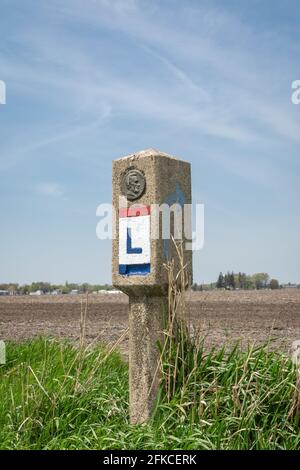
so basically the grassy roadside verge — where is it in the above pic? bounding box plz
[0,338,299,450]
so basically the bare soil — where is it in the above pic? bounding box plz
[0,290,300,356]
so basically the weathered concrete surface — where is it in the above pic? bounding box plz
[112,148,192,424]
[112,148,192,294]
[128,296,167,424]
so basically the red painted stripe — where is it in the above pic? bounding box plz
[119,205,151,218]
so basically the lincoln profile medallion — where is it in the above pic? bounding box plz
[121,168,146,201]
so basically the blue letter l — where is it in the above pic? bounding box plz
[126,228,142,254]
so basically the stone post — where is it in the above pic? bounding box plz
[112,148,192,424]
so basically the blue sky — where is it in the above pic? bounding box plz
[0,0,299,285]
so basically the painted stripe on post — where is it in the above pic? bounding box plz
[119,205,151,218]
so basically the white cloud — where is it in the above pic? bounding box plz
[1,0,299,176]
[35,183,64,197]
[40,0,299,145]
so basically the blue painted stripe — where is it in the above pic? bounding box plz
[126,228,142,254]
[119,263,151,276]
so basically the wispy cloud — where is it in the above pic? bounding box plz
[0,0,299,283]
[1,0,298,173]
[35,183,64,198]
[41,0,299,146]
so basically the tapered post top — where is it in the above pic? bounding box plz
[112,148,192,296]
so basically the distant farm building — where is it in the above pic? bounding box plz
[0,290,9,296]
[29,290,43,296]
[98,289,122,294]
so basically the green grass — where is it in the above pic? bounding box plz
[0,338,299,450]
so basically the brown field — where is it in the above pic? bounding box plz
[0,289,300,356]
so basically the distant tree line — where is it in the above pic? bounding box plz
[216,272,280,290]
[0,282,116,295]
[192,272,299,291]
[1,277,299,295]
